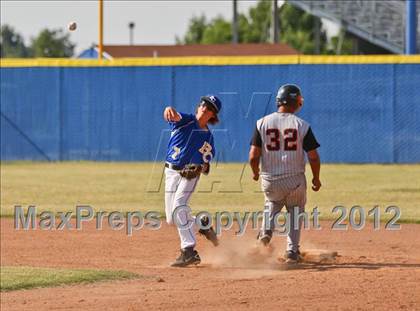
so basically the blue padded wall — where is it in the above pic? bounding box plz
[1,63,419,163]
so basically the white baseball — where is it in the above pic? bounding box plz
[68,22,77,31]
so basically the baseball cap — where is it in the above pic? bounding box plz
[200,95,222,114]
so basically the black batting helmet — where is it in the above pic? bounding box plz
[276,84,303,107]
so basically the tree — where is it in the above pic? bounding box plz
[176,0,353,55]
[328,30,354,55]
[176,1,271,45]
[176,15,207,44]
[30,29,75,57]
[279,3,328,54]
[202,16,232,44]
[243,0,271,43]
[0,25,31,58]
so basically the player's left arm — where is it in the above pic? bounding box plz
[303,127,321,191]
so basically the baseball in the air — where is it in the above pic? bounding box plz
[68,22,77,31]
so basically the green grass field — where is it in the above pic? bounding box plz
[1,162,419,222]
[0,266,137,291]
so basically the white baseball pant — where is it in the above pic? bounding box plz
[165,167,199,249]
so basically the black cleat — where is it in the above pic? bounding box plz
[257,230,272,246]
[170,247,201,267]
[198,216,219,246]
[284,250,302,264]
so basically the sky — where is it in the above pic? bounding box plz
[1,0,338,54]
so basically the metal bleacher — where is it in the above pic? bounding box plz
[288,0,420,54]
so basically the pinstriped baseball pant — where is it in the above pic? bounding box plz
[165,167,199,249]
[260,173,307,252]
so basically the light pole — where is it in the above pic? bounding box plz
[271,0,279,43]
[129,22,135,45]
[406,0,417,54]
[232,0,238,44]
[98,0,103,60]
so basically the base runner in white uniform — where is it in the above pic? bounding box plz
[163,95,221,267]
[249,84,322,263]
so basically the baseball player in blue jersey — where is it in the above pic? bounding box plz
[163,95,221,267]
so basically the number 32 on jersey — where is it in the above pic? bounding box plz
[266,128,297,151]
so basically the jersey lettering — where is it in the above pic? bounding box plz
[266,128,297,151]
[266,128,281,151]
[199,141,213,163]
[284,128,298,151]
[171,146,181,160]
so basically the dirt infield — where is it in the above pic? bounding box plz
[1,218,420,310]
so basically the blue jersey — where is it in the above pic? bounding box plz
[166,113,216,167]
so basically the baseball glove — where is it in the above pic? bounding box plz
[180,164,202,180]
[202,163,210,175]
